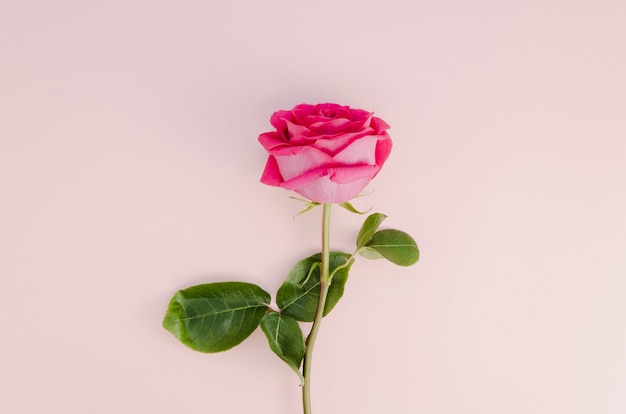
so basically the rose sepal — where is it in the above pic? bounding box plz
[339,201,371,215]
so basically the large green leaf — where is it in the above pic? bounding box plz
[356,213,387,248]
[260,312,305,382]
[276,252,353,322]
[163,282,270,353]
[364,229,420,266]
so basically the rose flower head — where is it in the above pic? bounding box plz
[258,103,392,204]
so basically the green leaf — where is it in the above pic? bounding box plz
[358,246,384,260]
[260,312,305,382]
[163,282,270,353]
[356,213,387,248]
[339,201,371,215]
[276,252,353,322]
[364,229,420,266]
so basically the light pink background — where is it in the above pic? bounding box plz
[1,1,625,413]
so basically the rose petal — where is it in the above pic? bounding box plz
[285,120,312,141]
[349,108,371,121]
[332,135,380,165]
[273,146,334,181]
[371,116,391,133]
[258,132,288,150]
[291,104,316,123]
[374,134,393,167]
[328,164,379,184]
[307,117,352,134]
[280,168,328,191]
[342,113,372,133]
[290,174,373,204]
[270,109,295,130]
[309,130,370,155]
[259,156,284,186]
[288,134,318,145]
[315,103,351,118]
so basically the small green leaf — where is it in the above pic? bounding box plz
[358,246,385,260]
[163,282,270,353]
[260,312,305,382]
[356,213,387,248]
[365,229,419,266]
[339,201,371,215]
[276,252,353,322]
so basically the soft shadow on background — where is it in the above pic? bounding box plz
[1,1,625,413]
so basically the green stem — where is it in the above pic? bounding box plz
[302,203,332,414]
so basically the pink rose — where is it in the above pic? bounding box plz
[258,103,392,204]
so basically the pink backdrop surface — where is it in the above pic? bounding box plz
[1,1,625,413]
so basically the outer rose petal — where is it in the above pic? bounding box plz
[291,175,373,204]
[328,165,379,184]
[273,146,333,181]
[371,116,391,133]
[280,165,378,203]
[258,131,287,150]
[260,156,283,186]
[280,168,328,190]
[332,135,380,165]
[374,134,393,168]
[281,164,377,189]
[270,109,295,130]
